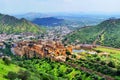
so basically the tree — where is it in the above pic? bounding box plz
[108,61,115,68]
[18,70,31,80]
[66,50,71,55]
[7,71,18,80]
[3,57,11,65]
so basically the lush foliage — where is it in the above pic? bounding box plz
[64,19,120,48]
[15,58,103,80]
[0,13,45,34]
[73,46,120,80]
[0,59,23,80]
[1,46,120,80]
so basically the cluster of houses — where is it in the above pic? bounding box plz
[0,33,36,57]
[0,33,36,42]
[45,26,72,40]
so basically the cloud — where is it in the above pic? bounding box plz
[0,0,120,14]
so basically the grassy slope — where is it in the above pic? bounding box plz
[0,59,23,80]
[64,26,102,44]
[94,46,120,54]
[94,46,120,59]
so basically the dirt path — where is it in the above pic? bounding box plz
[93,29,106,46]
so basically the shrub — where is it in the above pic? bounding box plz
[100,61,106,65]
[116,69,120,76]
[107,61,115,68]
[66,50,71,55]
[96,50,102,53]
[3,57,11,65]
[96,57,101,61]
[7,70,31,80]
[18,70,31,80]
[7,71,18,80]
[72,54,76,58]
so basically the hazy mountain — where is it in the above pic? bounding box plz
[32,17,65,27]
[14,12,120,29]
[0,13,43,34]
[14,12,50,20]
[14,13,110,26]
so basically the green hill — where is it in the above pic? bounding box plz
[0,13,44,34]
[0,59,22,80]
[64,18,120,48]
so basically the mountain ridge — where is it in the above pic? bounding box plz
[32,17,65,27]
[0,13,43,34]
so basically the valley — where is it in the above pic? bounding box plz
[1,0,120,80]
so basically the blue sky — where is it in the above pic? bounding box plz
[0,0,120,14]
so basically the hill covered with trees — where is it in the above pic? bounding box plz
[64,18,120,48]
[0,13,44,34]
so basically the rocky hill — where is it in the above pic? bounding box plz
[64,18,120,48]
[0,13,43,34]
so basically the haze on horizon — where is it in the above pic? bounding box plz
[0,0,120,15]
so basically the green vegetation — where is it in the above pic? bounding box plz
[94,46,120,62]
[94,46,120,54]
[94,46,120,79]
[0,42,13,56]
[2,57,11,65]
[15,58,103,80]
[72,51,120,80]
[64,18,120,48]
[7,70,31,80]
[64,26,101,44]
[0,13,45,34]
[0,59,23,80]
[1,45,120,80]
[0,58,40,80]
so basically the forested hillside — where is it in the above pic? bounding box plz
[0,13,43,34]
[64,18,120,48]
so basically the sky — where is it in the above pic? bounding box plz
[0,0,120,15]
